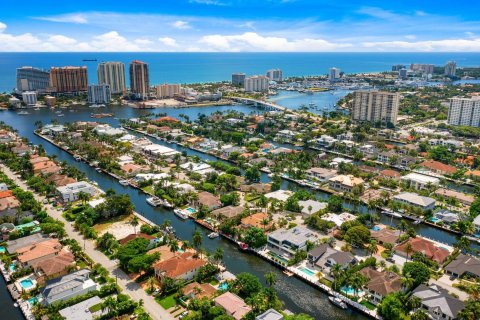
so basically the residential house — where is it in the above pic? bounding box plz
[305,168,337,182]
[267,227,317,257]
[58,296,103,320]
[395,237,449,264]
[276,129,296,141]
[16,238,63,267]
[359,267,402,305]
[154,252,207,281]
[118,233,157,247]
[329,157,353,168]
[56,181,96,202]
[401,173,440,190]
[434,189,474,206]
[32,250,75,284]
[194,191,222,211]
[420,160,457,176]
[445,254,480,279]
[211,205,244,220]
[40,269,97,305]
[298,200,327,216]
[433,210,460,225]
[11,144,31,156]
[0,195,20,217]
[45,174,76,187]
[181,282,217,300]
[264,190,293,202]
[6,234,51,254]
[241,213,271,230]
[398,155,416,168]
[321,212,357,228]
[379,169,401,180]
[0,183,8,191]
[370,228,401,245]
[315,135,337,148]
[214,292,252,320]
[256,309,284,320]
[393,192,436,211]
[328,175,364,193]
[377,151,397,164]
[120,163,146,177]
[412,284,465,320]
[307,244,357,276]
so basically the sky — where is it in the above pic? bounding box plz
[1,0,480,52]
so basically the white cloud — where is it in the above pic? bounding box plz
[0,22,6,32]
[158,37,178,47]
[36,13,88,24]
[90,31,142,51]
[362,38,480,52]
[404,35,416,40]
[134,38,154,45]
[48,35,77,45]
[172,20,191,29]
[189,0,225,5]
[199,32,352,51]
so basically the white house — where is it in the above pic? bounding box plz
[56,182,96,202]
[401,173,440,190]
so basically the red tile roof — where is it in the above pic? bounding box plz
[420,160,457,175]
[154,252,206,279]
[119,233,155,245]
[395,237,449,264]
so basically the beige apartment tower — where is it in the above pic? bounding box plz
[129,60,149,99]
[156,84,181,99]
[97,62,126,94]
[49,66,88,93]
[352,90,400,126]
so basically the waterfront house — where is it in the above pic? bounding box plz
[321,212,357,228]
[154,252,206,281]
[377,150,397,164]
[32,250,75,284]
[120,163,147,177]
[328,175,364,193]
[45,174,76,187]
[214,292,252,320]
[276,129,296,141]
[393,192,436,211]
[305,167,337,182]
[434,188,474,206]
[401,173,440,190]
[222,146,246,158]
[398,155,417,168]
[359,267,402,305]
[40,269,97,306]
[16,238,63,267]
[56,181,96,203]
[307,244,357,275]
[32,160,61,175]
[358,144,376,155]
[93,124,126,136]
[6,233,51,254]
[420,160,457,176]
[370,228,401,245]
[11,144,31,156]
[379,169,401,180]
[194,191,222,211]
[267,227,317,257]
[241,213,271,230]
[181,282,217,300]
[256,309,284,320]
[142,144,180,158]
[264,190,293,202]
[395,237,449,264]
[315,135,337,148]
[412,284,465,320]
[58,296,103,320]
[432,210,460,225]
[444,254,480,279]
[118,233,157,247]
[329,157,353,168]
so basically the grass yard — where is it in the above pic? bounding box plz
[157,294,177,309]
[89,302,103,313]
[360,300,376,310]
[142,185,155,195]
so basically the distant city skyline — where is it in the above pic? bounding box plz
[1,0,480,52]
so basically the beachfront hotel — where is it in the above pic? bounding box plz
[129,60,150,99]
[97,61,126,94]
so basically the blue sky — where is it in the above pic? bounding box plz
[1,0,480,52]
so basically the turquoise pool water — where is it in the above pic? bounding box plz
[9,263,15,272]
[27,296,38,306]
[430,217,440,223]
[341,286,363,296]
[218,282,228,290]
[20,279,34,290]
[371,226,381,231]
[0,246,5,253]
[299,267,316,277]
[186,207,196,214]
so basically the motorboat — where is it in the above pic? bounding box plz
[413,220,422,225]
[146,196,163,207]
[208,232,219,239]
[73,155,82,161]
[89,104,100,108]
[174,208,189,220]
[18,111,30,115]
[95,167,102,173]
[238,242,248,250]
[163,200,173,208]
[119,180,129,186]
[328,296,348,309]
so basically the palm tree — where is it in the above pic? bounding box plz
[169,239,179,256]
[213,248,224,265]
[192,229,202,250]
[367,240,378,256]
[261,218,269,231]
[379,260,387,271]
[265,271,277,287]
[401,273,414,291]
[147,276,157,292]
[101,296,117,316]
[181,240,191,252]
[130,216,139,234]
[405,242,413,262]
[331,263,343,290]
[398,220,409,236]
[161,219,171,231]
[77,191,91,205]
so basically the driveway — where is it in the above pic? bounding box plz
[1,164,174,320]
[429,275,470,301]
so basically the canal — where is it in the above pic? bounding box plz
[1,102,477,319]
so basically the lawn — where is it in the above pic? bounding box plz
[360,300,376,311]
[318,278,332,288]
[89,302,103,313]
[142,185,155,195]
[157,294,177,309]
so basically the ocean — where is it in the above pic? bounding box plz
[1,52,480,92]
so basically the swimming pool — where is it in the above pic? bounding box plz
[27,296,38,306]
[430,217,440,223]
[9,263,16,272]
[341,286,363,296]
[185,207,196,214]
[0,246,5,253]
[299,267,316,277]
[371,226,381,231]
[20,279,34,290]
[218,282,228,290]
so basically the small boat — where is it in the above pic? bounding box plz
[57,114,64,117]
[208,232,219,239]
[13,303,18,308]
[146,196,163,207]
[413,220,422,225]
[73,155,82,161]
[34,107,40,111]
[89,104,99,108]
[119,180,129,186]
[165,226,175,233]
[18,111,30,115]
[329,296,348,309]
[95,168,102,173]
[174,208,189,220]
[238,242,248,250]
[163,200,173,208]
[283,270,294,277]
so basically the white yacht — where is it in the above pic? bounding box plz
[208,232,219,239]
[146,196,163,207]
[119,180,129,186]
[329,296,347,309]
[163,200,173,208]
[174,208,189,220]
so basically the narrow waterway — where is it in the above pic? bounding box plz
[1,104,477,319]
[0,273,24,320]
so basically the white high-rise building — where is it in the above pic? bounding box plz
[244,76,269,92]
[410,64,434,75]
[97,62,126,94]
[156,84,181,98]
[329,67,341,81]
[22,91,37,106]
[266,69,283,81]
[445,61,457,77]
[447,97,480,127]
[16,67,50,93]
[88,84,111,104]
[352,90,400,126]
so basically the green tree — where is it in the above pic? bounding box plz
[403,262,430,288]
[243,227,267,248]
[130,216,139,235]
[378,293,406,320]
[344,225,371,248]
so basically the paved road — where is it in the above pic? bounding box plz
[1,164,174,320]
